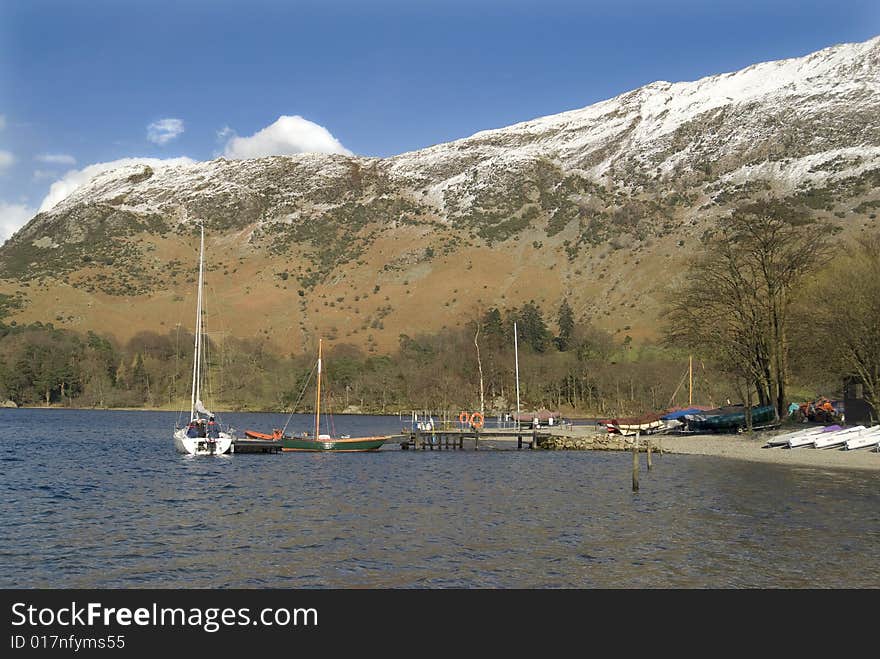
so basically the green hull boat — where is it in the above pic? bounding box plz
[686,404,777,432]
[281,435,388,452]
[247,338,390,453]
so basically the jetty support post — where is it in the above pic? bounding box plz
[531,428,537,449]
[474,428,479,451]
[647,438,653,470]
[632,431,640,492]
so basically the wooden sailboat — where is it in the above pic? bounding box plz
[172,225,234,456]
[246,338,389,452]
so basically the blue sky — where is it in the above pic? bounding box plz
[0,0,878,240]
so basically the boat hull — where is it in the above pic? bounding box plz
[610,421,666,436]
[281,436,388,452]
[686,405,776,432]
[173,428,234,456]
[845,430,880,450]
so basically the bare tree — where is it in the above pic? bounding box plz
[795,233,880,418]
[665,203,832,417]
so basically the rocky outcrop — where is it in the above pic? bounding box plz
[539,433,661,451]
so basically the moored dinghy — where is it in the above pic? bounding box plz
[247,338,390,452]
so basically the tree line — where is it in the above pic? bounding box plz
[1,204,876,419]
[0,301,734,417]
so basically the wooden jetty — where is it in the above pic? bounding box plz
[232,437,283,454]
[398,427,549,451]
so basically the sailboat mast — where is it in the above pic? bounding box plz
[514,321,521,431]
[688,354,693,406]
[315,338,323,439]
[190,225,205,420]
[194,225,205,417]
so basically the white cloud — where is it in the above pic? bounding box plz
[38,157,194,213]
[222,115,351,159]
[35,153,76,165]
[33,169,58,180]
[0,150,15,172]
[0,201,36,244]
[147,118,185,145]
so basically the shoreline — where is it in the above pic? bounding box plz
[6,406,878,471]
[548,425,880,472]
[658,433,880,472]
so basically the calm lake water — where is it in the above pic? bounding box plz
[1,408,878,588]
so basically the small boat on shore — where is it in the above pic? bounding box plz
[844,426,880,450]
[684,404,776,433]
[812,426,867,449]
[763,426,828,448]
[788,425,865,448]
[601,412,665,436]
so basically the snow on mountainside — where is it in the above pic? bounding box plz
[36,35,880,221]
[1,35,878,350]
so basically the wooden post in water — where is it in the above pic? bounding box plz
[632,431,640,492]
[647,438,653,471]
[474,428,480,451]
[532,427,537,450]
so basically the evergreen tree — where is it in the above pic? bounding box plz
[518,300,550,353]
[555,298,575,351]
[131,353,149,401]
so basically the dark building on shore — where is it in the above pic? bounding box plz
[843,376,877,425]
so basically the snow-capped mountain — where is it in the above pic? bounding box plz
[1,35,878,350]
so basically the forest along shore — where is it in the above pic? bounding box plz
[542,425,880,472]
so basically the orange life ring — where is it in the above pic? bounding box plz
[459,411,469,424]
[470,412,485,429]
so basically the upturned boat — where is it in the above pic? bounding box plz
[844,426,880,450]
[763,425,828,448]
[812,425,868,449]
[602,412,666,436]
[684,404,776,433]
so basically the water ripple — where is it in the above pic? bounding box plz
[1,409,879,587]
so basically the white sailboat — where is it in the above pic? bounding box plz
[172,225,234,456]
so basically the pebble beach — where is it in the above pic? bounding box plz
[547,425,880,471]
